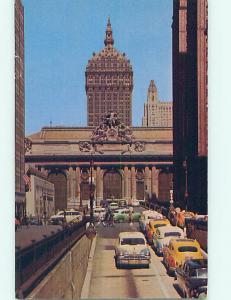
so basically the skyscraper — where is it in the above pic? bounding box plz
[172,0,208,213]
[15,0,25,217]
[85,18,133,127]
[142,80,172,127]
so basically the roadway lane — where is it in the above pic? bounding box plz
[87,221,180,299]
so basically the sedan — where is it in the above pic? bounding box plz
[114,231,151,268]
[175,259,207,298]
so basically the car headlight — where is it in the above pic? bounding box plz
[140,248,150,256]
[118,250,129,256]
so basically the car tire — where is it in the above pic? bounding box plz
[145,264,150,269]
[115,258,120,269]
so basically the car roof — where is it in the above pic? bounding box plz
[149,218,169,224]
[171,239,200,246]
[157,225,183,234]
[185,259,207,269]
[119,232,145,239]
[142,210,160,215]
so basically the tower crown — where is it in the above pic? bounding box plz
[148,80,158,102]
[104,17,114,46]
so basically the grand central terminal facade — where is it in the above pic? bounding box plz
[25,115,173,211]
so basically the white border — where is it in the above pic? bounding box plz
[0,0,15,299]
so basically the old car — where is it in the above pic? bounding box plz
[113,208,141,223]
[109,202,119,211]
[93,207,106,220]
[114,232,151,268]
[163,239,204,275]
[118,199,127,207]
[152,225,184,256]
[131,199,140,207]
[146,218,170,244]
[175,258,208,298]
[50,209,83,225]
[139,210,164,233]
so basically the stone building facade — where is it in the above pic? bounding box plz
[26,174,55,221]
[142,80,172,127]
[25,121,173,211]
[86,18,133,127]
[15,0,25,217]
[172,0,208,213]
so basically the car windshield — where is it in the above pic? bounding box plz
[164,232,181,238]
[154,223,167,228]
[190,268,208,279]
[121,238,145,245]
[67,212,80,215]
[178,246,198,252]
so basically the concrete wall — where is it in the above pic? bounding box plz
[28,235,92,299]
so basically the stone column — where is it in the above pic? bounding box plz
[121,169,125,199]
[124,166,129,201]
[96,166,103,203]
[128,168,131,204]
[151,166,160,199]
[76,167,81,206]
[131,166,137,200]
[144,166,151,197]
[67,167,78,209]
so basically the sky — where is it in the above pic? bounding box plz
[23,0,173,135]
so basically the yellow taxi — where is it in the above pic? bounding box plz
[145,218,170,244]
[162,238,203,275]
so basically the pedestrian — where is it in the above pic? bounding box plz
[24,214,29,228]
[129,206,133,226]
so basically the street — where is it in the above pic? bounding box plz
[87,221,180,299]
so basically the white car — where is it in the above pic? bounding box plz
[152,225,184,256]
[139,210,164,233]
[93,207,106,220]
[131,199,140,207]
[109,202,119,210]
[50,210,83,224]
[114,232,151,268]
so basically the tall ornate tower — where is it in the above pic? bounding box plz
[86,18,133,127]
[142,80,172,127]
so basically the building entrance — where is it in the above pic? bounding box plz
[103,170,122,200]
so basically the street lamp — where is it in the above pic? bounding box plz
[169,180,174,211]
[86,154,96,239]
[183,158,189,211]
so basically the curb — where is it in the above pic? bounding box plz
[80,235,97,299]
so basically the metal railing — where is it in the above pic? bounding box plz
[16,219,87,299]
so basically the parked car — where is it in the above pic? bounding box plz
[114,232,151,268]
[163,239,204,275]
[175,259,208,298]
[50,210,83,225]
[139,210,164,233]
[152,225,184,256]
[131,199,140,207]
[93,207,106,221]
[113,208,140,223]
[109,202,119,211]
[29,218,42,225]
[146,218,170,244]
[118,199,127,207]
